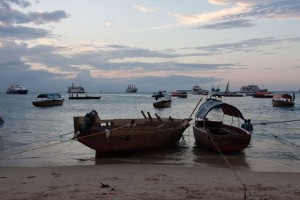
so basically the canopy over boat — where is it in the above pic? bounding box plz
[272,94,292,100]
[36,93,62,99]
[195,99,244,120]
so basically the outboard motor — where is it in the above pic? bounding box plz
[81,110,99,134]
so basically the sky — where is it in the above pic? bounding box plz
[0,0,300,93]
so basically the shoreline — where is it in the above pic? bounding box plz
[1,164,300,200]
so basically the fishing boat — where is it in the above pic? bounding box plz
[73,110,191,156]
[252,91,273,98]
[6,83,28,94]
[191,85,209,95]
[32,93,64,107]
[272,93,295,107]
[193,95,252,152]
[170,90,188,98]
[0,116,5,128]
[69,93,101,100]
[152,91,172,108]
[126,84,138,93]
[67,83,85,93]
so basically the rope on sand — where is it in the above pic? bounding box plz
[207,134,252,200]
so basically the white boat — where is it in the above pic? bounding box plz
[126,84,138,93]
[239,85,267,96]
[191,85,208,95]
[67,83,85,93]
[6,83,28,94]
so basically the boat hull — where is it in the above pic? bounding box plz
[6,90,28,94]
[32,99,64,107]
[193,123,251,153]
[272,100,294,107]
[74,117,190,156]
[153,100,172,108]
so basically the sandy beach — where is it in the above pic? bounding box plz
[1,164,300,200]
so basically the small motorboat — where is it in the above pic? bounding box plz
[272,93,295,107]
[152,91,172,108]
[32,93,64,107]
[170,90,188,98]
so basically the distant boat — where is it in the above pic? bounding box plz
[252,91,273,98]
[239,84,268,96]
[126,84,138,93]
[6,83,28,94]
[272,94,295,107]
[170,90,188,98]
[152,91,172,108]
[32,93,64,107]
[219,82,243,97]
[191,85,208,95]
[193,95,252,152]
[211,85,220,93]
[0,116,5,128]
[69,93,101,100]
[67,83,85,93]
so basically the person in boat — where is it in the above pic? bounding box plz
[241,119,253,132]
[293,93,295,102]
[80,110,99,135]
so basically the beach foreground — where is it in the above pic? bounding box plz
[1,164,300,200]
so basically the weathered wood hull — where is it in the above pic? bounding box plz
[272,100,294,107]
[153,100,172,108]
[32,99,64,107]
[74,117,190,156]
[193,122,251,153]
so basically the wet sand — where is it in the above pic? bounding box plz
[1,164,300,200]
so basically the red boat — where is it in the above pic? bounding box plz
[252,91,273,98]
[272,93,295,107]
[193,97,252,153]
[170,91,188,98]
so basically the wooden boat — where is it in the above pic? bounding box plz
[73,110,190,156]
[272,93,295,107]
[32,93,64,107]
[69,93,101,100]
[193,96,252,153]
[170,91,188,98]
[252,91,273,98]
[152,91,172,108]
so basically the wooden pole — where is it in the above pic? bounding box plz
[188,97,203,120]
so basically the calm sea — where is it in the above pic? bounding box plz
[0,92,299,172]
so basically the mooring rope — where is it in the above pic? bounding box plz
[253,118,300,125]
[0,137,73,159]
[207,133,251,200]
[0,131,74,152]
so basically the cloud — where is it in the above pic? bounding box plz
[133,5,158,13]
[195,19,255,29]
[0,25,50,39]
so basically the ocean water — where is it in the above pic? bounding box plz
[0,92,299,172]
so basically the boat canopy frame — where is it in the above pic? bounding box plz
[195,99,245,120]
